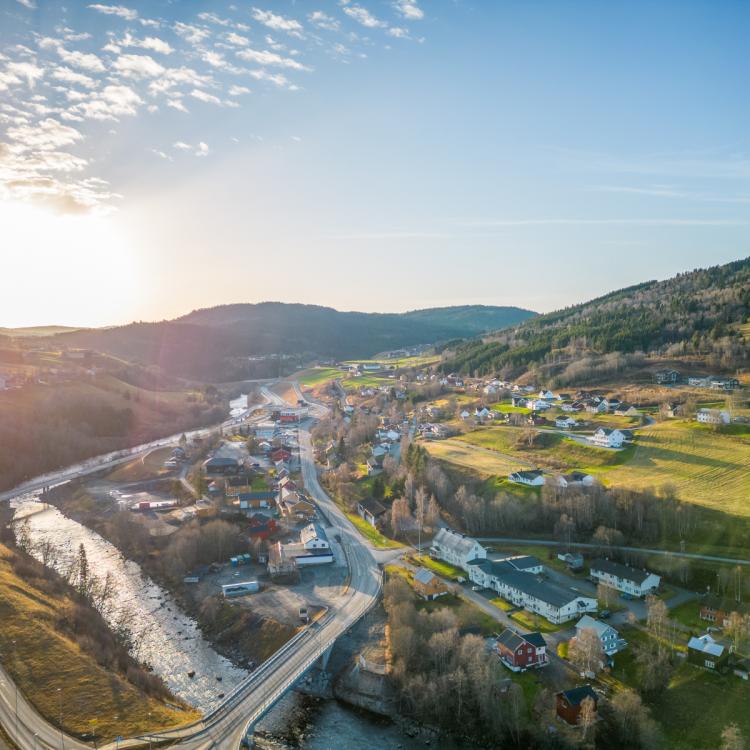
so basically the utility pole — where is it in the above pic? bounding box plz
[12,640,18,742]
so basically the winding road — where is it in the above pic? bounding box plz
[0,382,382,750]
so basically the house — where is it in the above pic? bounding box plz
[475,406,491,420]
[561,402,582,412]
[511,395,528,407]
[460,410,471,420]
[576,615,627,656]
[528,399,552,411]
[300,523,330,551]
[556,686,598,726]
[601,397,621,411]
[699,595,750,628]
[236,491,275,509]
[558,472,595,488]
[270,448,292,463]
[430,528,487,571]
[590,428,625,449]
[248,514,278,540]
[555,416,578,429]
[508,469,546,486]
[696,408,730,425]
[558,552,584,571]
[614,404,640,417]
[711,377,740,391]
[584,400,608,414]
[366,455,384,476]
[496,629,548,671]
[688,633,731,672]
[412,568,450,600]
[539,390,557,401]
[204,456,242,475]
[357,498,388,528]
[654,369,680,385]
[590,559,660,597]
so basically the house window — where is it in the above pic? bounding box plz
[705,660,715,669]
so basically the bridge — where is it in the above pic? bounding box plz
[0,383,383,750]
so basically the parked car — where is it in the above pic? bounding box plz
[599,610,611,620]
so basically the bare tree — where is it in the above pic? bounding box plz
[721,724,746,750]
[579,695,597,741]
[569,629,605,675]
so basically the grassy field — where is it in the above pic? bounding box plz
[605,420,750,516]
[455,427,632,474]
[0,545,196,742]
[409,554,466,580]
[295,367,343,386]
[343,355,440,369]
[423,438,530,477]
[416,594,500,635]
[509,609,562,633]
[340,375,396,390]
[346,512,403,549]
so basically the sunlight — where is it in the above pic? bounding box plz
[0,202,143,328]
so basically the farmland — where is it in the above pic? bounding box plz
[423,438,530,477]
[605,420,750,516]
[295,367,343,387]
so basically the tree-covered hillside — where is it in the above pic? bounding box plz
[440,257,750,378]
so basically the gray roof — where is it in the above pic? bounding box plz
[433,528,484,559]
[591,558,654,586]
[414,567,436,586]
[501,571,589,609]
[300,522,328,545]
[467,558,517,578]
[688,634,725,657]
[576,615,617,639]
[507,555,542,571]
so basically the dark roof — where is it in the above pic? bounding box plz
[238,491,276,501]
[497,629,525,651]
[500,571,588,609]
[205,456,239,467]
[591,558,653,585]
[701,594,750,614]
[559,685,597,706]
[358,497,387,516]
[466,558,516,578]
[524,632,546,648]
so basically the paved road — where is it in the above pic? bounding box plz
[0,382,382,750]
[477,536,750,567]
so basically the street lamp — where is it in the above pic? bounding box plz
[33,733,38,750]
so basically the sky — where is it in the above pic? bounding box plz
[1,0,749,328]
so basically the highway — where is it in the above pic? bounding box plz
[0,382,382,750]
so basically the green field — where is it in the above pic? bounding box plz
[491,402,531,415]
[296,367,343,386]
[346,512,403,549]
[409,553,466,580]
[340,375,396,390]
[416,594,499,635]
[605,420,750,516]
[343,355,440,369]
[509,609,562,633]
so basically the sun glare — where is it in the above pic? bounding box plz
[1,202,142,328]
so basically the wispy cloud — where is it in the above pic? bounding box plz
[251,8,304,36]
[455,217,748,228]
[88,4,138,22]
[393,0,424,20]
[591,184,750,204]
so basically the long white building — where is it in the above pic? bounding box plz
[590,558,660,597]
[430,528,487,572]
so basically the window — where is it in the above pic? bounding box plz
[705,660,715,669]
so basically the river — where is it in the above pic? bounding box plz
[11,494,463,749]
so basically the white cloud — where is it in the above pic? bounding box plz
[51,66,97,88]
[118,33,174,55]
[224,32,250,47]
[173,141,191,150]
[172,140,209,157]
[112,54,165,79]
[87,4,138,21]
[251,8,303,34]
[16,0,37,8]
[195,141,209,157]
[341,4,386,28]
[166,98,188,112]
[7,117,82,151]
[190,89,221,105]
[228,85,250,96]
[236,48,309,71]
[308,11,340,31]
[151,148,171,160]
[68,84,143,121]
[57,47,106,73]
[393,0,423,20]
[173,22,210,46]
[6,61,45,88]
[388,27,408,38]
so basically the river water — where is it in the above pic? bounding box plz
[11,494,459,749]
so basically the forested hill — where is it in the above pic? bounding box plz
[52,302,533,380]
[440,257,750,378]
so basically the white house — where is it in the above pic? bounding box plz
[555,416,578,430]
[590,428,625,449]
[475,407,491,420]
[590,559,660,597]
[460,410,471,420]
[300,523,330,551]
[539,390,557,400]
[430,528,487,572]
[696,408,730,425]
[528,399,552,411]
[508,469,546,486]
[575,615,627,656]
[558,472,595,488]
[585,400,608,415]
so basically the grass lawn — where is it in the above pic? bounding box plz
[342,355,440,369]
[346,512,403,549]
[105,446,174,482]
[605,420,750,516]
[490,596,514,611]
[296,367,343,386]
[340,375,395,390]
[491,402,531,415]
[669,601,704,631]
[409,554,466,580]
[509,609,562,633]
[0,545,196,741]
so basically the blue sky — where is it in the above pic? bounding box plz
[1,0,749,327]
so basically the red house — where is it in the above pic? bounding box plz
[270,448,292,463]
[280,411,298,423]
[555,685,598,726]
[496,629,548,671]
[248,513,277,540]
